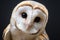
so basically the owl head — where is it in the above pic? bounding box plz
[10,1,48,35]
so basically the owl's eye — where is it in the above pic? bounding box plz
[21,12,27,18]
[34,17,41,23]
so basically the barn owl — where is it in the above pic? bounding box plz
[3,1,49,40]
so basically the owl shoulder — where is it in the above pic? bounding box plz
[36,31,49,40]
[3,24,12,40]
[39,31,49,40]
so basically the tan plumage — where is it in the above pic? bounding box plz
[3,1,49,40]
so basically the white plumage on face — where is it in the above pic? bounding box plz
[11,1,48,35]
[12,6,47,34]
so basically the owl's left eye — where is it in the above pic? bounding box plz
[34,17,41,23]
[21,12,27,18]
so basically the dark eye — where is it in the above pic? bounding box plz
[34,17,41,23]
[21,12,27,18]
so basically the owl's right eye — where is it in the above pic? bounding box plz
[21,12,27,18]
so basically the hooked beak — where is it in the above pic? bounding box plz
[26,24,33,31]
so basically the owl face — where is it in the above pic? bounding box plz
[11,1,48,35]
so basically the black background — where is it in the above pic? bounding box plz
[0,0,60,40]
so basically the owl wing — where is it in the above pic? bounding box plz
[3,24,12,40]
[38,31,49,40]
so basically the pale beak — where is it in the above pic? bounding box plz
[26,24,33,30]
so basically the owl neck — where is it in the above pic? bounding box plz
[10,25,37,40]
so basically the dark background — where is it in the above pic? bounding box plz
[0,0,60,40]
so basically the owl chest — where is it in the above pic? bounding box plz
[11,34,28,40]
[11,29,26,40]
[10,28,35,40]
[11,31,40,40]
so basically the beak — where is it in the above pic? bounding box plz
[26,24,33,30]
[25,17,34,30]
